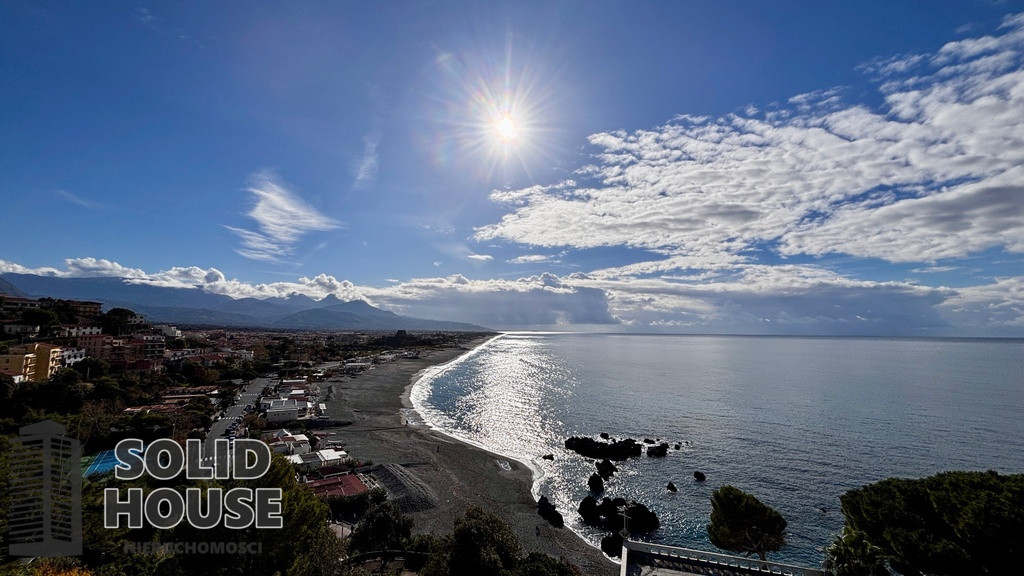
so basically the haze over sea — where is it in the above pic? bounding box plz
[411,333,1024,566]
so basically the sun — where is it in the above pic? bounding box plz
[428,39,560,182]
[494,114,517,141]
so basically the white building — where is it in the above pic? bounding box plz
[156,325,182,338]
[285,448,349,469]
[61,347,87,367]
[57,326,102,338]
[4,324,40,337]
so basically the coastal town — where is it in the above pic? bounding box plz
[4,291,1020,576]
[0,293,618,576]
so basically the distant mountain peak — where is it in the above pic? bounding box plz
[0,276,29,298]
[0,272,488,331]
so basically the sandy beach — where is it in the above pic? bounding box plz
[319,337,617,576]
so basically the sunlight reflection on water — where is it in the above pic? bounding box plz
[412,333,1024,566]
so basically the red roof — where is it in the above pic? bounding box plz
[306,474,368,498]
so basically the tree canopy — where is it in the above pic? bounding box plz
[420,506,575,576]
[707,485,787,561]
[830,470,1024,576]
[347,500,412,555]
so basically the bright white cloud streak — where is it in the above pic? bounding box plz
[227,172,341,262]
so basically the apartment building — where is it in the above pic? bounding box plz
[10,343,63,381]
[0,352,36,381]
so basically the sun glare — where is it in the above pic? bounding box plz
[494,114,517,141]
[429,39,559,182]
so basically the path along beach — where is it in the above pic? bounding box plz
[319,337,617,576]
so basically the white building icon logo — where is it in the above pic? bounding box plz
[9,420,82,557]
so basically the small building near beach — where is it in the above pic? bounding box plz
[305,474,368,498]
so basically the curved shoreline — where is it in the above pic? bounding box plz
[403,333,551,497]
[404,334,621,566]
[321,336,616,576]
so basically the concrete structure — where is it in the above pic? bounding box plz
[61,347,87,367]
[266,404,300,422]
[57,326,102,338]
[0,297,41,315]
[1,370,27,384]
[224,348,254,361]
[267,433,311,455]
[619,540,828,576]
[3,324,41,336]
[0,352,36,381]
[10,343,62,381]
[131,334,165,359]
[38,298,102,322]
[156,325,182,338]
[315,448,348,467]
[76,334,112,358]
[286,448,349,469]
[164,348,206,360]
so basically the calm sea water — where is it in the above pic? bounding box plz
[410,333,1024,566]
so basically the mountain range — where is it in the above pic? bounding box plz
[0,273,489,332]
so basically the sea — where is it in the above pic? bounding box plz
[409,333,1024,567]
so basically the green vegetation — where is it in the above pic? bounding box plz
[827,470,1024,576]
[419,507,576,576]
[346,501,412,555]
[99,308,137,337]
[707,485,787,562]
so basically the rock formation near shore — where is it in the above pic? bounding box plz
[537,495,564,528]
[577,496,660,534]
[565,436,643,460]
[601,533,624,557]
[595,459,618,480]
[647,442,669,457]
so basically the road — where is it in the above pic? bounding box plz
[202,376,274,465]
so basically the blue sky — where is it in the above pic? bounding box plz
[2,1,1024,335]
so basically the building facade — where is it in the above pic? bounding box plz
[11,343,63,381]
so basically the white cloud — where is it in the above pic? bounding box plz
[353,131,380,188]
[364,273,616,327]
[229,172,341,262]
[0,258,144,278]
[56,190,100,209]
[467,253,493,262]
[475,14,1024,273]
[0,260,62,276]
[1,257,1023,334]
[63,258,148,278]
[126,266,366,302]
[937,276,1024,332]
[508,254,552,264]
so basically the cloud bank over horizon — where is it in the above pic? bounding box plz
[2,10,1023,336]
[1,256,1021,335]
